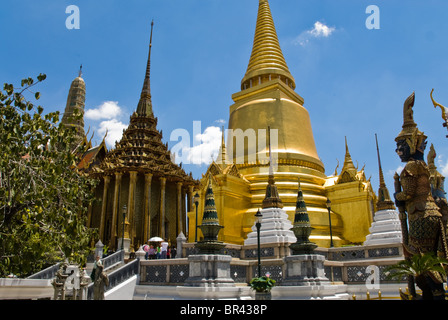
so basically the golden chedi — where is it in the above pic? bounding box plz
[189,0,377,247]
[227,0,342,247]
[191,0,333,247]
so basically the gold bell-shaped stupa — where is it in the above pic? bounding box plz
[227,0,343,245]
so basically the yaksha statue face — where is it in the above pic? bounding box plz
[396,138,426,163]
[395,139,411,162]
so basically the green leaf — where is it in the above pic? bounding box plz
[37,73,46,82]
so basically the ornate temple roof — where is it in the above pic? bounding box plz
[92,22,196,185]
[205,127,246,181]
[241,0,295,90]
[337,137,361,184]
[77,136,107,172]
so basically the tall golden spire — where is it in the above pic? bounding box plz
[216,126,227,168]
[375,134,395,211]
[241,0,295,90]
[136,20,154,116]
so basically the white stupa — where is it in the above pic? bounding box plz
[244,207,297,245]
[364,135,402,246]
[364,209,402,246]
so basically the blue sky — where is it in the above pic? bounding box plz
[2,0,448,195]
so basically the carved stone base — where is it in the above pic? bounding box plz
[184,254,235,288]
[281,254,329,286]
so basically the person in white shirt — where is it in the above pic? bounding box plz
[161,239,169,259]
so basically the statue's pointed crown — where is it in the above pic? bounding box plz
[395,92,427,154]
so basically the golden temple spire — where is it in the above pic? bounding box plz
[375,134,395,210]
[337,137,358,184]
[262,126,283,208]
[216,126,227,168]
[136,20,154,116]
[241,0,295,90]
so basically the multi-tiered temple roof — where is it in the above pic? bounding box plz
[92,21,195,186]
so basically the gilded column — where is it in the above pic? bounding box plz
[182,187,187,234]
[99,175,110,241]
[177,182,183,235]
[127,171,138,246]
[110,172,122,249]
[187,185,194,212]
[143,173,153,242]
[159,177,166,238]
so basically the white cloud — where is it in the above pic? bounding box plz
[85,101,122,120]
[84,101,127,148]
[97,119,127,147]
[387,165,404,178]
[309,21,335,38]
[188,126,222,165]
[294,21,336,46]
[437,155,448,177]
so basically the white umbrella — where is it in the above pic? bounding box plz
[148,237,164,242]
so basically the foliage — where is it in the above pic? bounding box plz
[386,253,448,280]
[386,253,448,299]
[249,276,276,293]
[0,74,98,277]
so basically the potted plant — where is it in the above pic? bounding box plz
[249,275,276,300]
[386,253,448,300]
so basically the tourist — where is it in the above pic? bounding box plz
[143,243,149,260]
[161,239,168,259]
[156,245,161,259]
[148,245,155,259]
[90,255,101,281]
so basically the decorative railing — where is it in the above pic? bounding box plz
[102,250,125,271]
[27,263,61,280]
[26,250,125,280]
[139,242,406,287]
[181,242,403,262]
